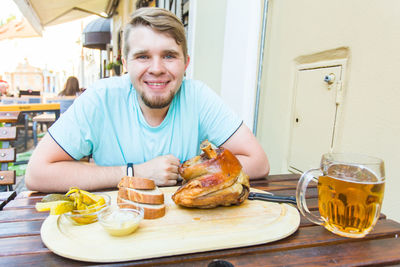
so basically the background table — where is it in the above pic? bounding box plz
[0,174,400,266]
[0,103,60,150]
[0,103,61,119]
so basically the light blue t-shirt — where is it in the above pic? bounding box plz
[49,75,242,166]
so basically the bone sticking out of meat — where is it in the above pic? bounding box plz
[200,140,217,159]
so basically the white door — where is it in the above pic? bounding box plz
[288,65,342,172]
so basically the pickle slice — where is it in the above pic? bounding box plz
[35,201,74,215]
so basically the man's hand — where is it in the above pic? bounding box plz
[134,155,181,186]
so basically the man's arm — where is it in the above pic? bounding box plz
[221,124,270,179]
[25,134,125,192]
[25,134,180,193]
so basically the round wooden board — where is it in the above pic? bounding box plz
[40,187,300,263]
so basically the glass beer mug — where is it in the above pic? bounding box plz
[296,153,385,238]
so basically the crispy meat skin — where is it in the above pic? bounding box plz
[172,147,250,208]
[179,148,241,180]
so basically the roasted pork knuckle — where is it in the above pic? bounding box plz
[172,140,250,208]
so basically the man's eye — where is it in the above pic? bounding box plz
[136,55,148,59]
[165,54,176,59]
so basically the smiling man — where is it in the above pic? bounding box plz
[25,8,270,192]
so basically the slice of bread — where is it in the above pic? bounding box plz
[118,176,155,190]
[118,186,164,205]
[117,196,165,219]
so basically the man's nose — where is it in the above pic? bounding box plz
[148,57,166,74]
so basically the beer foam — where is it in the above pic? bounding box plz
[326,164,382,183]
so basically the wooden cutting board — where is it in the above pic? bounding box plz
[41,187,300,263]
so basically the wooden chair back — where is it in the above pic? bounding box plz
[0,111,21,191]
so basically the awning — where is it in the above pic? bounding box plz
[13,0,119,36]
[82,17,111,50]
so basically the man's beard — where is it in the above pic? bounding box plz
[140,90,176,109]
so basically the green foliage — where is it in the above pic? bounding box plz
[6,15,16,23]
[106,61,122,70]
[0,15,16,26]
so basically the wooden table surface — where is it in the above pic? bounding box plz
[1,174,400,266]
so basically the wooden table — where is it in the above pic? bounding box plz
[0,103,61,118]
[0,174,400,266]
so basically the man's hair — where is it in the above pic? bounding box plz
[123,7,188,61]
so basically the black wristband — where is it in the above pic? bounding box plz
[127,163,134,176]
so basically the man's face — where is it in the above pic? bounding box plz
[123,25,189,109]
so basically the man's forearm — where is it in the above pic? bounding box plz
[25,161,125,193]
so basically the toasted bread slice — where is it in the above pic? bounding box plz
[118,176,155,190]
[117,196,165,219]
[118,186,164,205]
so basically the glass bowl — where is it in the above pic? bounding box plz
[62,193,111,225]
[98,205,144,236]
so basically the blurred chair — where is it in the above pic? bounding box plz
[1,96,29,105]
[1,98,16,105]
[0,111,21,192]
[47,97,75,113]
[32,96,76,146]
[0,97,31,150]
[20,96,42,104]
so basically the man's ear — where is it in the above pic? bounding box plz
[184,55,190,71]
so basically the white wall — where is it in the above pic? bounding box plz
[258,0,400,222]
[188,0,262,130]
[187,0,227,95]
[220,0,262,130]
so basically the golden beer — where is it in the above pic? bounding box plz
[317,164,385,238]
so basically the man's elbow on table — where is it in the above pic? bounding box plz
[261,158,270,178]
[251,152,270,179]
[25,157,65,192]
[24,134,68,192]
[24,162,42,191]
[25,149,56,192]
[234,149,270,179]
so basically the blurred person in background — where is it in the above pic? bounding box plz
[58,76,81,96]
[0,75,9,96]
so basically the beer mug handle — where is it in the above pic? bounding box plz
[296,168,325,225]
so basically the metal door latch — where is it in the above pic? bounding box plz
[324,73,336,84]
